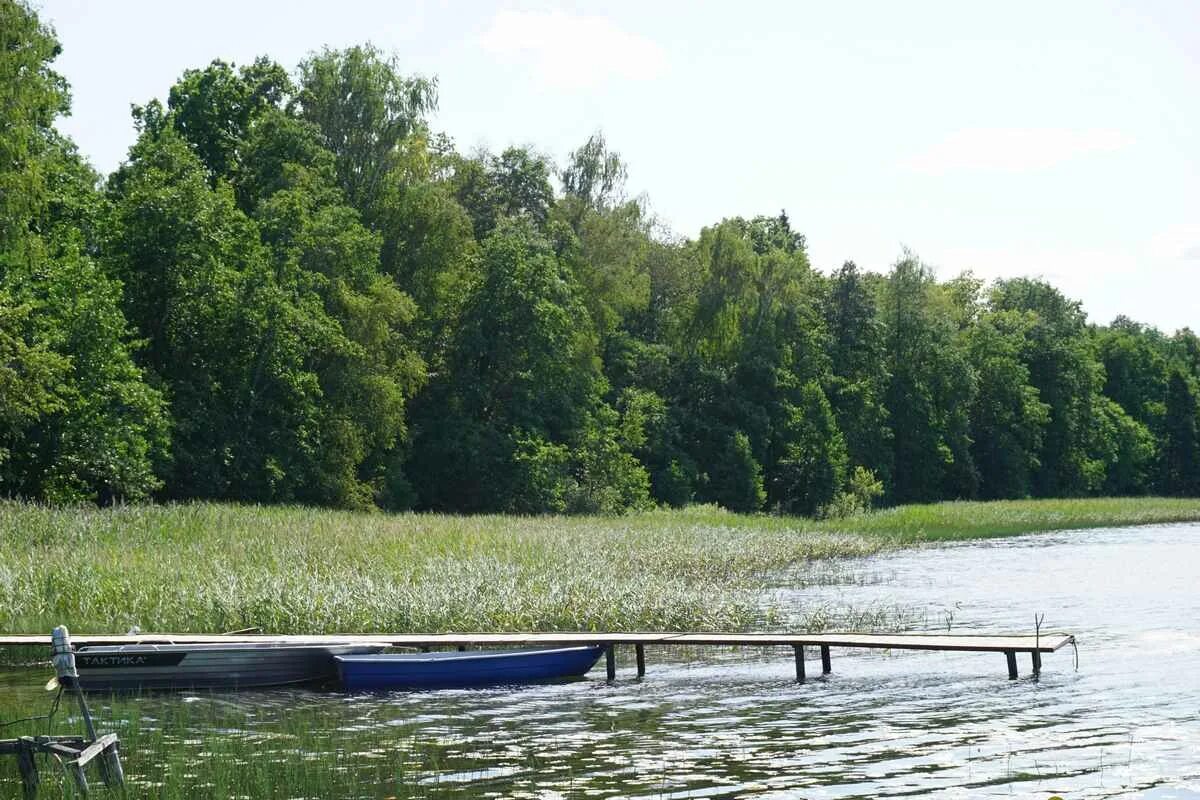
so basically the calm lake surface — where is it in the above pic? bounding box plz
[3,523,1199,798]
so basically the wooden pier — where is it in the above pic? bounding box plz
[0,631,1074,682]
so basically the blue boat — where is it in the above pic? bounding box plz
[335,645,605,691]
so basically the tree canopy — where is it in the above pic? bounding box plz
[3,0,1198,513]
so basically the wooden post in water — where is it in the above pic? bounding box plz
[605,644,616,682]
[68,762,89,795]
[101,737,125,788]
[793,645,806,683]
[1005,650,1018,680]
[820,645,832,674]
[1031,650,1042,676]
[16,739,37,800]
[635,644,646,677]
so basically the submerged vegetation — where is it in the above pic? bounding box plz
[0,690,434,799]
[2,498,1198,636]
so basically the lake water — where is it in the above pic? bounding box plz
[3,523,1199,798]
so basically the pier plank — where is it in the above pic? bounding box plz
[0,631,1074,653]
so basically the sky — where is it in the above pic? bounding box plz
[34,0,1200,332]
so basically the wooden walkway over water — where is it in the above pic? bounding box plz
[0,631,1075,681]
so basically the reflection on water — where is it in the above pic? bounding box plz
[3,523,1200,798]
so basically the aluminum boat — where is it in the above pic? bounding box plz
[73,642,384,691]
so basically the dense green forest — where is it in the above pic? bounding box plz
[2,1,1199,515]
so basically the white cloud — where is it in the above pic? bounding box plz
[478,10,666,89]
[903,128,1133,174]
[1148,222,1200,261]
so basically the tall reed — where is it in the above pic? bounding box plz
[2,497,1197,635]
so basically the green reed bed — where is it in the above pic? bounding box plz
[1,497,1198,636]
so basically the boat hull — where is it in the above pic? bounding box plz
[74,643,383,691]
[336,646,605,691]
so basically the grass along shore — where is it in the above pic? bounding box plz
[2,497,1199,636]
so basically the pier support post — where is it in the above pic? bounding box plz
[1005,650,1018,680]
[102,741,125,788]
[793,645,806,683]
[605,644,616,682]
[69,761,89,795]
[16,740,37,800]
[820,645,832,675]
[1031,650,1041,677]
[635,644,646,677]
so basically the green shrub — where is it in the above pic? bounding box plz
[821,466,885,519]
